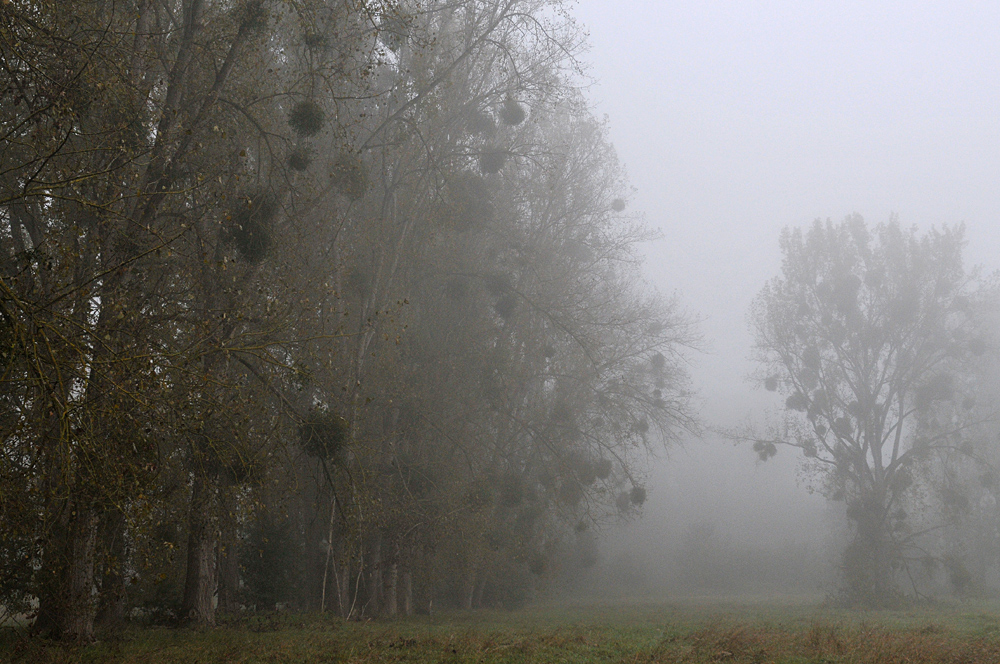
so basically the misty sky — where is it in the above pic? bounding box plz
[572,1,1000,559]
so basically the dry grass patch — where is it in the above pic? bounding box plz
[659,620,1000,664]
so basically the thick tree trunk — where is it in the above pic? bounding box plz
[216,487,240,616]
[34,499,100,641]
[32,502,71,638]
[843,496,896,606]
[181,475,216,625]
[216,539,239,616]
[32,407,76,637]
[61,504,100,640]
[95,507,129,633]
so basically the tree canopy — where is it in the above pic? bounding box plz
[749,215,988,605]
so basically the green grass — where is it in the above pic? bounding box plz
[5,598,1000,663]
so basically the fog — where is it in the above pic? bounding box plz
[8,1,1000,639]
[573,0,1000,599]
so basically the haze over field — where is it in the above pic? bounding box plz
[573,0,1000,596]
[5,0,1000,641]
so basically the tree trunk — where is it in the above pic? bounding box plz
[463,569,476,610]
[216,539,239,616]
[47,266,125,640]
[385,555,398,617]
[216,486,240,616]
[320,494,337,613]
[338,562,350,618]
[95,506,129,633]
[402,567,413,616]
[181,475,216,625]
[34,498,100,641]
[843,496,896,606]
[32,499,71,638]
[60,504,99,641]
[32,405,78,637]
[370,538,383,616]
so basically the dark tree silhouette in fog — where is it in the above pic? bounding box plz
[749,215,983,606]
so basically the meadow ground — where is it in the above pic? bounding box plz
[4,596,1000,663]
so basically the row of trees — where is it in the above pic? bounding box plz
[748,215,1000,606]
[0,0,695,640]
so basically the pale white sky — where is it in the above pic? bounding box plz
[573,0,1000,559]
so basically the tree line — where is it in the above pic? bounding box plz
[0,0,697,640]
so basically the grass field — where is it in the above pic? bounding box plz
[5,597,1000,663]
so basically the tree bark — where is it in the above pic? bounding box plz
[385,554,398,617]
[370,537,383,616]
[95,506,129,633]
[338,562,350,618]
[843,495,896,606]
[216,538,239,616]
[216,485,240,616]
[32,531,68,638]
[181,475,216,625]
[60,504,99,640]
[402,567,413,616]
[33,469,101,641]
[32,439,72,638]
